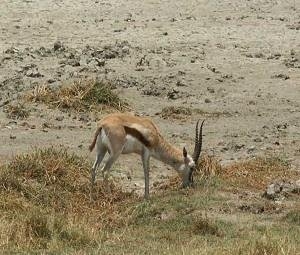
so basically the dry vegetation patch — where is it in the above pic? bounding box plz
[25,79,128,112]
[159,106,231,120]
[0,149,299,254]
[191,214,223,237]
[157,155,297,193]
[0,147,136,252]
[3,102,30,119]
[160,106,192,120]
[221,157,297,190]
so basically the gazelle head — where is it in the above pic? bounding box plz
[180,120,204,188]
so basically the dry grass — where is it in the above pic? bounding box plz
[191,213,223,237]
[283,210,300,225]
[221,157,297,190]
[160,106,231,120]
[160,106,192,119]
[0,146,135,214]
[25,79,128,112]
[0,147,136,252]
[4,103,30,119]
[157,155,296,193]
[26,83,53,103]
[155,154,222,191]
[0,149,299,254]
[196,154,222,177]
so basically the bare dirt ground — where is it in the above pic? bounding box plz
[0,0,299,193]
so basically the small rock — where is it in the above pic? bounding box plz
[254,137,262,142]
[79,114,90,122]
[234,144,245,150]
[95,58,105,67]
[167,89,180,100]
[26,70,43,78]
[47,78,56,84]
[271,74,290,80]
[204,98,211,103]
[263,180,300,199]
[207,87,215,93]
[55,116,64,121]
[176,80,187,87]
[247,146,256,153]
[264,183,282,199]
[162,32,168,36]
[10,134,16,139]
[42,122,52,128]
[53,41,65,51]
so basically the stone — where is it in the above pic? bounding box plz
[26,70,43,78]
[55,116,64,121]
[53,41,65,51]
[263,180,300,199]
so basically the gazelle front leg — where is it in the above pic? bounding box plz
[142,149,150,199]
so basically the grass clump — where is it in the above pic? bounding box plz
[236,232,299,255]
[25,79,128,112]
[196,154,222,177]
[4,103,30,119]
[160,106,192,119]
[0,146,136,253]
[221,157,296,190]
[0,146,134,211]
[160,106,231,120]
[283,210,300,225]
[192,214,223,237]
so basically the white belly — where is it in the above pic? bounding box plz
[122,135,144,154]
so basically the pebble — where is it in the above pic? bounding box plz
[247,146,256,153]
[55,116,64,121]
[26,70,43,78]
[207,87,215,93]
[53,41,65,51]
[9,134,16,139]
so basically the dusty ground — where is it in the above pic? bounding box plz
[0,0,299,193]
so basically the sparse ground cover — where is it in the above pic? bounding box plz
[24,80,128,112]
[0,0,299,254]
[0,148,299,254]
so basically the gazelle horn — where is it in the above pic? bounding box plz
[192,120,205,164]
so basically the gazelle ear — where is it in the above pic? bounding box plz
[183,147,187,158]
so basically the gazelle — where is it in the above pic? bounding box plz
[89,113,204,199]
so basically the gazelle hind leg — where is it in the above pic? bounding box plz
[90,141,107,201]
[101,152,121,193]
[91,145,107,185]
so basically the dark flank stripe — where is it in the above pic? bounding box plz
[124,126,151,147]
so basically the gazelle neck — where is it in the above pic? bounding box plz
[152,137,183,170]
